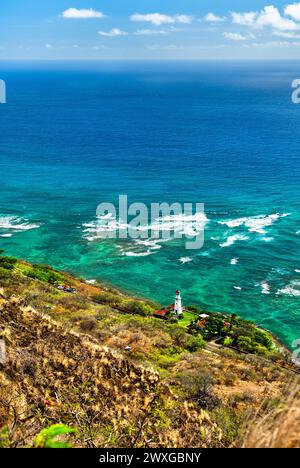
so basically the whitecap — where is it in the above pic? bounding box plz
[134,239,162,250]
[261,237,274,242]
[124,250,155,257]
[261,282,271,295]
[179,257,193,264]
[0,216,40,235]
[230,258,239,265]
[219,234,249,248]
[83,211,209,247]
[218,213,290,235]
[276,281,300,297]
[233,286,242,290]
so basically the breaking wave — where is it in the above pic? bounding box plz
[276,281,300,297]
[82,212,209,256]
[218,213,290,234]
[0,216,40,237]
[219,234,249,248]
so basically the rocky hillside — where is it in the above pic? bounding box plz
[0,292,221,448]
[0,256,299,448]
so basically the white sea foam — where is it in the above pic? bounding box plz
[219,234,248,248]
[276,281,300,297]
[0,216,40,236]
[124,250,154,257]
[234,286,242,290]
[261,237,274,242]
[261,282,271,295]
[219,213,290,235]
[83,211,209,259]
[134,239,162,250]
[179,257,193,264]
[295,269,300,274]
[230,258,239,265]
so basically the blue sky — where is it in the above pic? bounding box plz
[2,1,300,59]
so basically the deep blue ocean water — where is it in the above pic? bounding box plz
[0,61,300,348]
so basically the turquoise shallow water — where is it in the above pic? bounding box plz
[0,61,300,349]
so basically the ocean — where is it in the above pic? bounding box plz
[0,60,300,349]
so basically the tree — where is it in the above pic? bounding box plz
[123,300,153,316]
[186,335,204,352]
[180,372,220,410]
[237,336,253,353]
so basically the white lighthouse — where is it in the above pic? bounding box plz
[174,290,183,316]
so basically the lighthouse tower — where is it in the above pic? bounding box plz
[174,290,183,316]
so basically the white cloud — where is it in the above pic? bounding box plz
[205,13,226,22]
[130,13,193,26]
[285,3,300,21]
[248,40,300,47]
[176,15,193,24]
[45,43,53,49]
[61,8,104,19]
[256,5,300,31]
[223,32,249,41]
[273,30,300,38]
[232,12,257,26]
[232,6,300,31]
[134,29,169,35]
[98,28,128,37]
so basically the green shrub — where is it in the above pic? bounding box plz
[25,265,65,284]
[92,292,123,307]
[237,336,253,353]
[224,337,233,347]
[0,267,11,280]
[34,424,76,448]
[186,335,204,352]
[122,300,154,316]
[0,256,18,270]
[211,407,242,447]
[0,427,9,448]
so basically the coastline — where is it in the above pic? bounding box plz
[3,254,293,356]
[61,267,294,355]
[1,253,299,448]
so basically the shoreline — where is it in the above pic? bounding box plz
[72,273,293,354]
[0,253,293,355]
[47,264,295,355]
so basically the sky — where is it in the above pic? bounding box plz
[2,1,300,59]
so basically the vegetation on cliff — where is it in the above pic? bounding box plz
[0,254,299,448]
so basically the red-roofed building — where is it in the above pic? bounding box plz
[197,320,206,329]
[153,308,171,320]
[154,291,184,320]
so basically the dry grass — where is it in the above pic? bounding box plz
[242,382,300,448]
[0,292,221,448]
[1,263,299,448]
